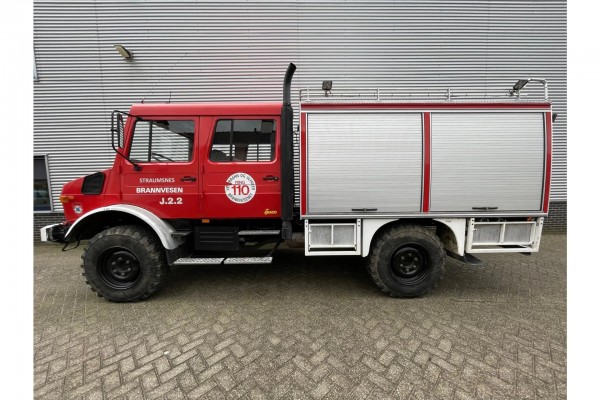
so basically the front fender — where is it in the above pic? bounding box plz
[65,204,185,250]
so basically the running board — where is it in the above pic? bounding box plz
[224,257,273,264]
[174,258,224,265]
[173,257,272,266]
[238,230,281,236]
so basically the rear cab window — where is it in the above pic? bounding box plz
[209,119,276,162]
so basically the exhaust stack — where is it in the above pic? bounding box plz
[280,63,296,240]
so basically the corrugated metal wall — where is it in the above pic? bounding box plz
[34,0,567,213]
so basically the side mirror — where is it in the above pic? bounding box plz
[552,113,558,123]
[111,110,141,171]
[116,113,125,148]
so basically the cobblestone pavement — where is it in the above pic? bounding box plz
[34,234,566,399]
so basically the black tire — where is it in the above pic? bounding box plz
[81,225,169,302]
[367,224,445,298]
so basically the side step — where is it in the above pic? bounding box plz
[238,230,280,236]
[173,257,273,266]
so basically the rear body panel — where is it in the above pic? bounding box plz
[300,101,552,219]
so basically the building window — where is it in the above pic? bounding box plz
[210,119,276,162]
[34,155,52,211]
[129,120,195,163]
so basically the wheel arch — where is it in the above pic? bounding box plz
[65,205,185,250]
[362,218,466,256]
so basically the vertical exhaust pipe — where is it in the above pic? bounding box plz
[281,63,296,240]
[283,63,296,106]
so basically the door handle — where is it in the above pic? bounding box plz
[263,175,279,181]
[180,176,197,182]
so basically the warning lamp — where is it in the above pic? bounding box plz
[508,78,548,100]
[322,81,332,97]
[511,79,529,92]
[60,195,74,204]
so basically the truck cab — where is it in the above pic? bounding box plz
[53,102,289,242]
[118,102,283,221]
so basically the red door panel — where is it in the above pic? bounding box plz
[121,116,202,219]
[202,116,281,219]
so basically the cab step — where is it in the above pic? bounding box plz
[173,257,272,266]
[174,258,224,265]
[224,257,273,264]
[238,230,280,236]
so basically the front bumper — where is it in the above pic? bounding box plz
[40,223,69,243]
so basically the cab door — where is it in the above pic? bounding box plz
[121,116,202,218]
[202,116,281,219]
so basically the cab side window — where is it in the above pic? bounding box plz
[129,119,195,163]
[210,119,276,162]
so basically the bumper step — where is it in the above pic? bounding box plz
[173,257,272,266]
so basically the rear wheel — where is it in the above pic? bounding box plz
[368,224,445,297]
[81,225,169,302]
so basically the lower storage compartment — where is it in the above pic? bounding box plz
[305,220,361,256]
[466,218,544,253]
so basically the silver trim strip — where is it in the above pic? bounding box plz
[302,109,551,114]
[301,212,546,219]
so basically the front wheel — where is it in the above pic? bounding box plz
[367,224,445,297]
[81,225,169,302]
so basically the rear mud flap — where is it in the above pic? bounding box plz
[447,251,484,266]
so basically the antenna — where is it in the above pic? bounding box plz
[144,52,189,101]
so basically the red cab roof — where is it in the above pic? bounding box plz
[129,101,283,117]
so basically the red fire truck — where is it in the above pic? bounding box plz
[41,64,552,302]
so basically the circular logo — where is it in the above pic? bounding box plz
[225,173,256,204]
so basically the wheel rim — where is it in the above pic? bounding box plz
[98,247,141,290]
[389,244,431,285]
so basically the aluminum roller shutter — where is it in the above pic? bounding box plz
[430,112,545,212]
[307,113,422,214]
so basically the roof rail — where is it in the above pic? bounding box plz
[299,79,549,103]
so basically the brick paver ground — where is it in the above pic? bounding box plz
[34,233,566,399]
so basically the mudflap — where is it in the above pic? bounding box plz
[447,251,484,266]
